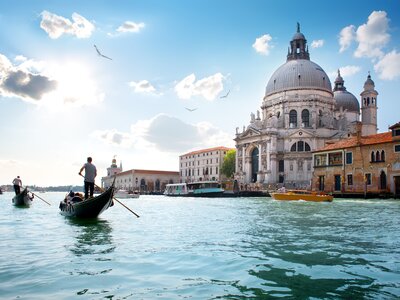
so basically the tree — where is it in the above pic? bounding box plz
[221,149,236,179]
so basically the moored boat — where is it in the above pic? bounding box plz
[115,189,140,199]
[164,181,224,197]
[271,190,333,202]
[12,188,33,207]
[59,185,115,218]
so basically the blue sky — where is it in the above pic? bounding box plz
[1,0,399,186]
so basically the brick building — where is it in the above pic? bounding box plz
[312,122,400,197]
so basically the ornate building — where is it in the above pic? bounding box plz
[234,24,377,187]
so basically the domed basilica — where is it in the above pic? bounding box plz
[234,24,378,187]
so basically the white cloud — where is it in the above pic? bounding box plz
[252,34,272,55]
[0,53,104,107]
[339,65,361,77]
[374,50,400,80]
[40,10,95,39]
[175,73,224,101]
[92,129,133,148]
[117,21,145,33]
[129,80,156,94]
[0,54,57,102]
[311,40,324,48]
[339,25,355,53]
[354,11,390,58]
[94,114,234,153]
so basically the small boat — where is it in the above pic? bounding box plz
[164,181,224,197]
[12,188,33,207]
[115,189,140,199]
[271,190,333,202]
[59,185,115,218]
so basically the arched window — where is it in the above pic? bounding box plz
[380,171,387,190]
[289,110,297,128]
[381,150,385,162]
[371,151,375,162]
[376,151,380,162]
[301,109,310,127]
[290,141,311,152]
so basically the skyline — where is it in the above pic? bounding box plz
[1,1,399,186]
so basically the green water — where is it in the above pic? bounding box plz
[0,192,399,299]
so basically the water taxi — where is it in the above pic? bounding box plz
[164,181,224,197]
[271,189,333,202]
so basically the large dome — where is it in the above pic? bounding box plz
[265,59,332,97]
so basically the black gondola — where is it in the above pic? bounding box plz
[59,184,115,218]
[12,188,33,207]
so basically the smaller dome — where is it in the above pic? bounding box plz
[292,32,305,40]
[363,73,375,90]
[334,90,360,112]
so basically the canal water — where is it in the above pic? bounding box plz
[0,192,399,299]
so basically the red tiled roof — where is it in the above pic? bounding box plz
[315,131,393,152]
[389,122,400,129]
[181,146,234,157]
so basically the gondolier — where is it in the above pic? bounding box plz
[12,176,22,195]
[79,157,97,199]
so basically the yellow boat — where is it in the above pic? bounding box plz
[271,190,333,202]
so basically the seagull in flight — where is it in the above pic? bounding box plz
[94,45,112,60]
[185,107,197,112]
[220,90,230,99]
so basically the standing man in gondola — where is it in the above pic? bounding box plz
[78,157,97,200]
[12,176,22,195]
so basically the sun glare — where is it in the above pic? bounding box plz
[41,61,104,110]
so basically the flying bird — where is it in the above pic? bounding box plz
[185,107,197,112]
[220,90,230,99]
[94,45,112,60]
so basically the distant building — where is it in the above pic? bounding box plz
[234,24,378,187]
[312,122,400,197]
[101,157,179,193]
[179,146,234,183]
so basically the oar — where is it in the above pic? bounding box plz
[23,187,51,206]
[79,174,140,218]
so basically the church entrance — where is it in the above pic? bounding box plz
[251,148,259,182]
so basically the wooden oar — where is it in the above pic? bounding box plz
[22,187,51,206]
[79,174,140,218]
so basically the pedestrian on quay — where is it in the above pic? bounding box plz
[12,176,22,195]
[78,157,97,199]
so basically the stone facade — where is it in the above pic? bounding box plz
[234,24,376,187]
[180,146,233,183]
[312,123,400,197]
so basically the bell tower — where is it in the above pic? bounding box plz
[361,72,378,136]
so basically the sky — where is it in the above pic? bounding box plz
[1,0,399,186]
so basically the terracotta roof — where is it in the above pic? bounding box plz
[181,146,234,157]
[116,169,178,176]
[389,122,400,129]
[315,131,393,152]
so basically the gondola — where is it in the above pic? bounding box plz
[59,184,115,218]
[12,188,33,207]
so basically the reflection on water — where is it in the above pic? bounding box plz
[232,200,400,299]
[67,218,115,257]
